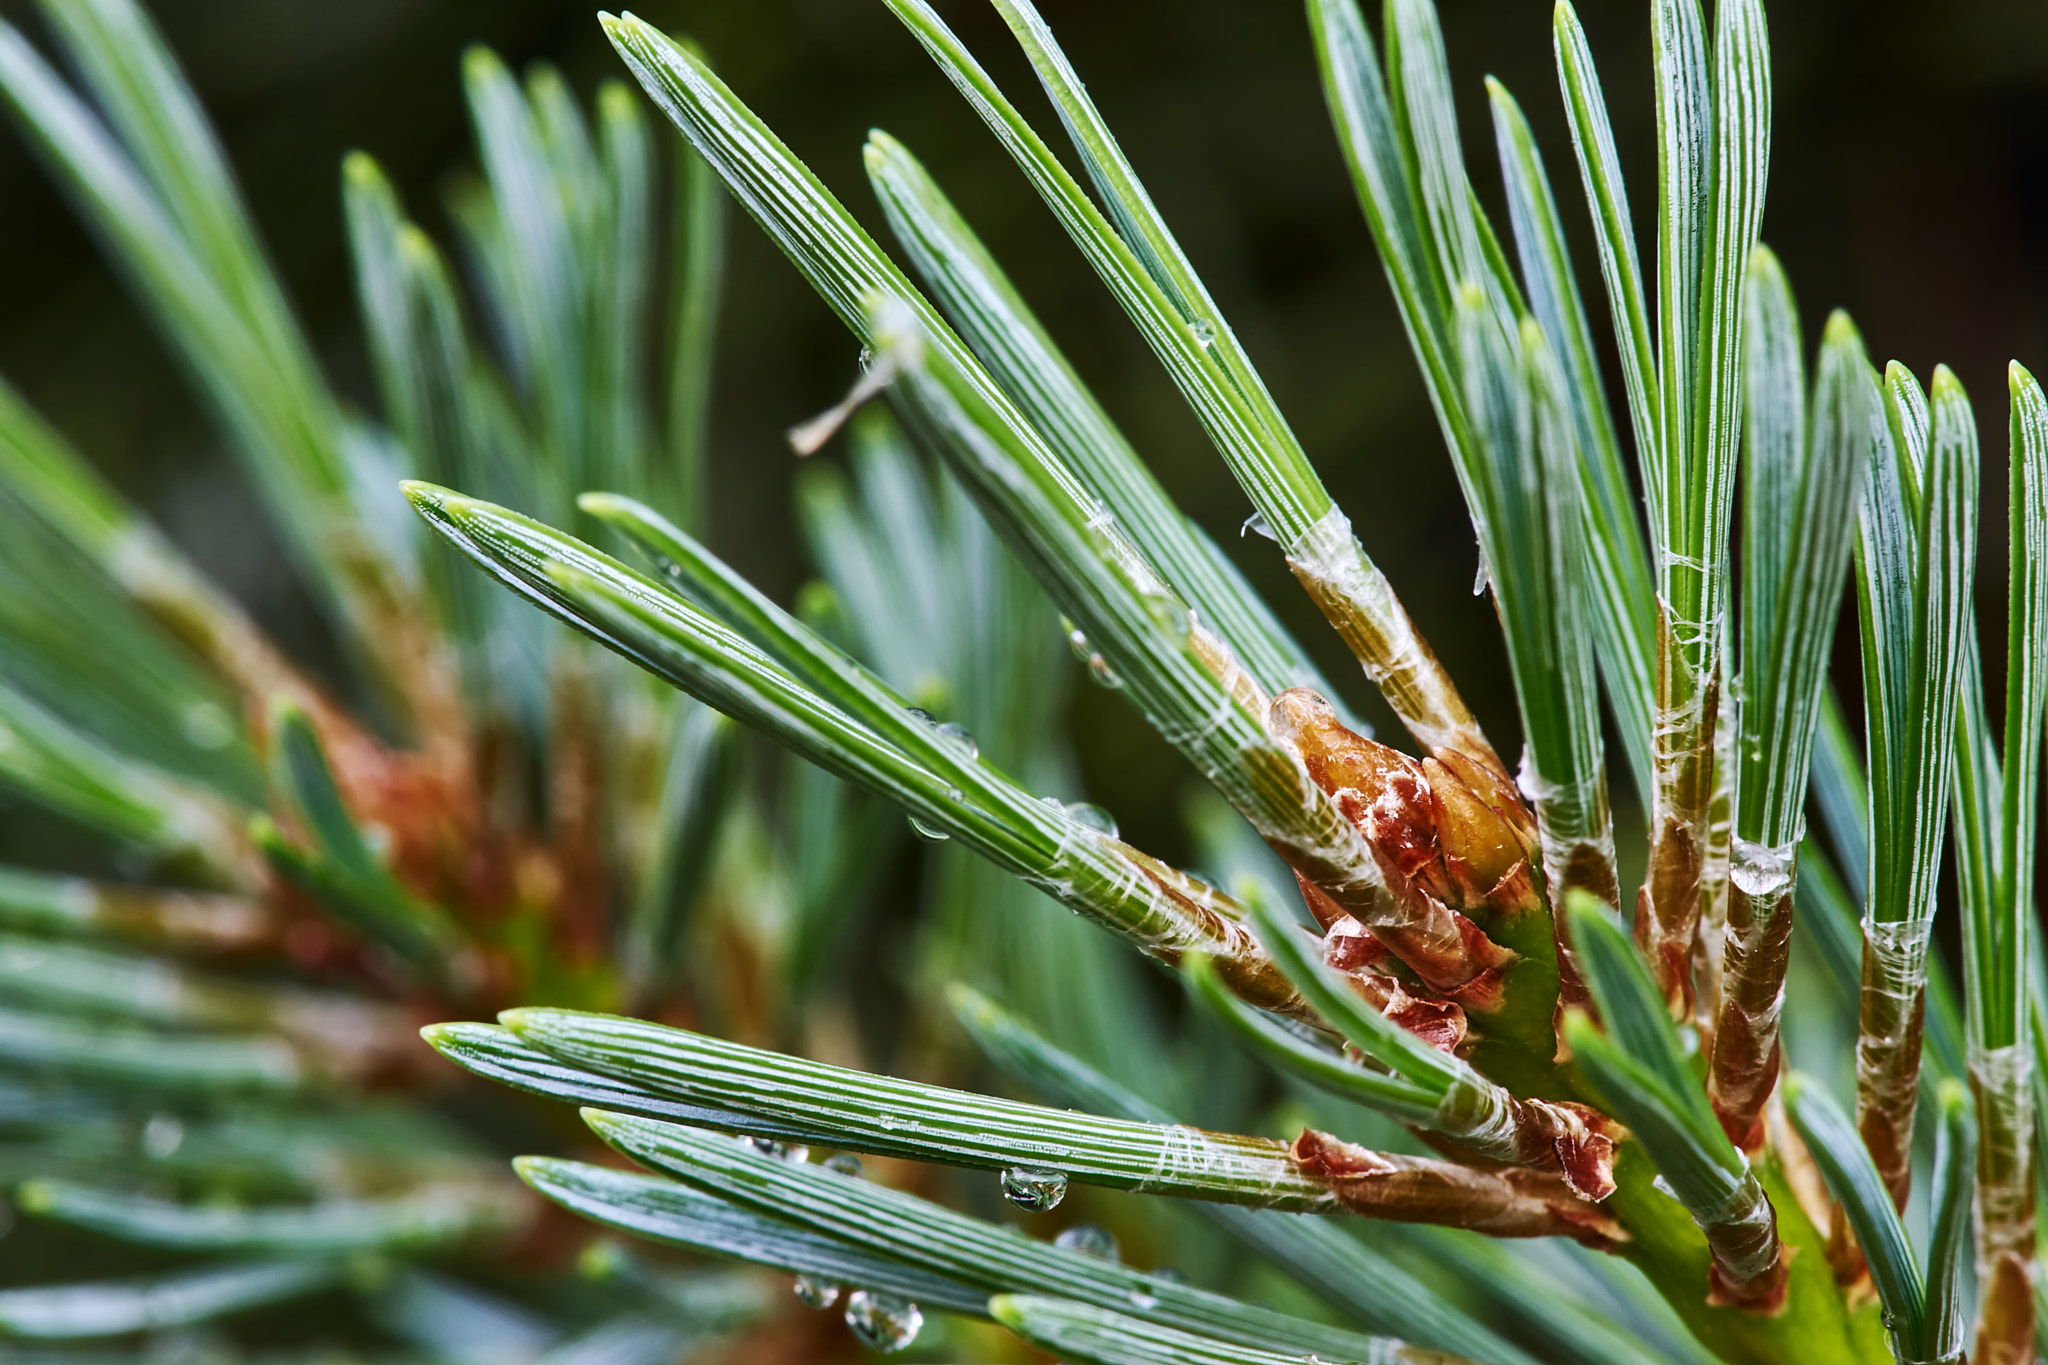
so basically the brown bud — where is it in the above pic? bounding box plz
[1269,689,1538,922]
[1269,690,1526,1007]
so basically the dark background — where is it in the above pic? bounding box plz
[2,0,2047,865]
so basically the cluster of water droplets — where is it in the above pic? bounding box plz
[1062,617,1124,689]
[999,1166,1069,1212]
[902,707,980,843]
[778,1148,923,1351]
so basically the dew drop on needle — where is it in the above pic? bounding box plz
[1000,1166,1069,1212]
[844,1290,922,1352]
[1054,1223,1120,1261]
[794,1274,841,1309]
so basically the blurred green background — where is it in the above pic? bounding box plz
[2,0,2048,868]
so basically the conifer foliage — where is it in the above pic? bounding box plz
[0,0,2041,1362]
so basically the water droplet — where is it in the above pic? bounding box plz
[794,1274,842,1310]
[1152,1267,1188,1286]
[142,1114,184,1159]
[858,346,876,367]
[1087,653,1124,689]
[908,815,951,842]
[1677,1023,1701,1059]
[1143,593,1189,635]
[936,721,978,760]
[1472,549,1491,596]
[744,1137,810,1163]
[904,706,978,763]
[1127,1289,1160,1310]
[1240,511,1275,542]
[1061,803,1118,839]
[1000,1166,1069,1212]
[823,1153,865,1178]
[1188,317,1216,347]
[844,1290,922,1352]
[1054,1224,1120,1261]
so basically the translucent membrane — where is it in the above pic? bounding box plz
[1284,505,1480,762]
[1516,752,1616,898]
[1857,915,1934,1202]
[1969,1042,2036,1274]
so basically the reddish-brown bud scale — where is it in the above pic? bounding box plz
[1507,1098,1621,1201]
[1636,812,1704,1015]
[1705,1209,1792,1315]
[1291,1129,1625,1249]
[1419,1089,1620,1200]
[1856,953,1927,1213]
[1427,749,1541,882]
[1709,882,1797,1150]
[1320,917,1469,1052]
[1637,651,1720,1019]
[1321,914,1390,971]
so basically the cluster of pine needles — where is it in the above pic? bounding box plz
[0,0,2039,1362]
